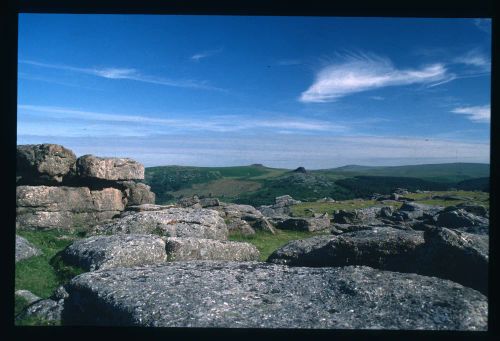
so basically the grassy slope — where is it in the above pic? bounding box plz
[145,163,489,206]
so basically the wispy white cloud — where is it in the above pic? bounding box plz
[190,48,223,62]
[17,104,347,136]
[451,105,490,123]
[299,53,453,103]
[369,96,384,101]
[453,49,491,72]
[19,60,224,91]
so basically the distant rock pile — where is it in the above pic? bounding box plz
[16,144,155,231]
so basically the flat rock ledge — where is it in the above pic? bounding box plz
[60,234,167,271]
[91,208,228,240]
[165,237,260,261]
[62,262,487,329]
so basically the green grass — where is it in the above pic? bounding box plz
[228,229,329,261]
[15,229,86,324]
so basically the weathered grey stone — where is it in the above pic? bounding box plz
[270,225,488,295]
[251,217,277,234]
[333,207,382,224]
[92,208,228,240]
[226,219,256,236]
[451,203,489,217]
[15,235,42,262]
[61,234,167,271]
[51,285,69,301]
[16,186,125,230]
[274,194,301,207]
[16,299,64,324]
[395,202,444,220]
[178,195,201,208]
[77,155,144,180]
[123,204,175,213]
[268,227,425,271]
[435,209,489,233]
[16,210,120,231]
[165,238,260,261]
[62,262,487,329]
[17,186,125,212]
[330,224,377,235]
[276,217,330,232]
[15,290,41,305]
[17,144,76,184]
[199,197,220,207]
[118,181,155,206]
[418,227,488,295]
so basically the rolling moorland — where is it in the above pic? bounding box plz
[144,162,489,206]
[15,150,490,327]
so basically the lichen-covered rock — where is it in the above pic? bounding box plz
[92,208,228,240]
[258,195,301,217]
[16,186,125,230]
[199,197,220,208]
[418,227,488,295]
[118,181,155,206]
[62,262,487,329]
[276,217,330,232]
[177,195,201,208]
[16,210,120,231]
[226,219,256,236]
[15,235,42,262]
[17,144,76,184]
[165,238,260,261]
[61,234,167,271]
[268,227,425,270]
[394,202,444,220]
[15,290,41,305]
[77,155,144,180]
[435,209,489,234]
[16,298,64,325]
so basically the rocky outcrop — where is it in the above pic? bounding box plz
[60,234,167,271]
[208,202,276,234]
[16,298,64,325]
[276,216,330,232]
[76,155,144,181]
[15,290,41,305]
[17,144,76,185]
[164,238,260,261]
[417,227,488,295]
[91,208,228,240]
[62,262,487,329]
[15,235,42,262]
[16,186,124,230]
[16,144,155,231]
[268,227,426,270]
[434,209,489,234]
[268,226,488,295]
[392,202,443,221]
[258,195,301,217]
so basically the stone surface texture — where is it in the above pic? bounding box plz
[61,234,167,271]
[164,237,260,261]
[62,262,487,329]
[15,235,42,262]
[77,155,144,180]
[91,208,228,240]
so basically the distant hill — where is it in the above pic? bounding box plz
[321,163,490,183]
[144,163,490,205]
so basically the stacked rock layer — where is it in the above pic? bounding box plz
[16,144,155,231]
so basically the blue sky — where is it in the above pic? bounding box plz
[17,15,491,168]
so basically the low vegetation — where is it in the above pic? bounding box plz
[145,163,489,207]
[15,230,86,323]
[228,229,330,261]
